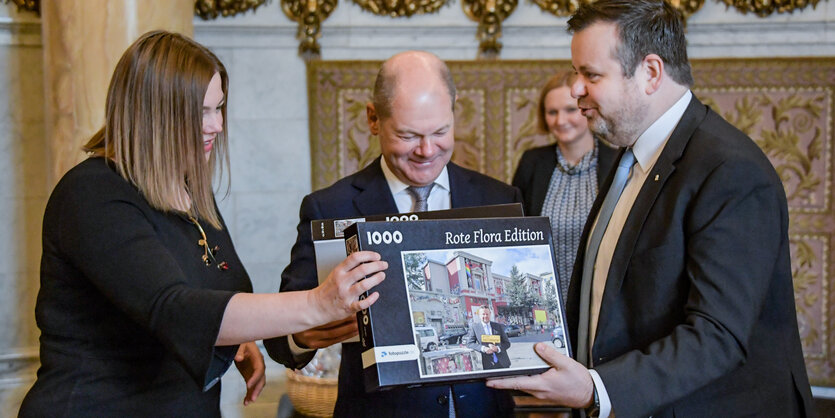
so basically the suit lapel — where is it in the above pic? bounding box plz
[597,97,709,325]
[532,145,559,215]
[351,157,399,216]
[448,162,479,208]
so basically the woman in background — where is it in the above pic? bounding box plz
[19,30,385,417]
[512,71,617,301]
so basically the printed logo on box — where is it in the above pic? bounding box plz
[361,344,420,368]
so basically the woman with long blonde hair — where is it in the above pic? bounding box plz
[20,30,385,417]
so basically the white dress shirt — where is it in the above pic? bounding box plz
[588,90,692,417]
[381,157,452,213]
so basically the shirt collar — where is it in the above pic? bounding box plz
[632,90,692,172]
[380,156,450,194]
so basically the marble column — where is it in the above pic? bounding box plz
[41,0,194,185]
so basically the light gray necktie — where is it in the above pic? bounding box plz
[576,149,635,367]
[407,184,435,212]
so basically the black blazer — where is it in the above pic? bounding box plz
[512,141,618,217]
[566,96,815,417]
[264,157,522,418]
[20,158,250,417]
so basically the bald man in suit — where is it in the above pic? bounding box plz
[265,51,521,418]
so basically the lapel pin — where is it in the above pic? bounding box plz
[654,174,660,181]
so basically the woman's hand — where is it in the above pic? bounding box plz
[310,251,387,325]
[234,342,266,406]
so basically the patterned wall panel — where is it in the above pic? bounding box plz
[307,58,835,386]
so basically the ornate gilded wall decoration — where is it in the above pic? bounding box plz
[790,234,827,362]
[462,0,518,59]
[529,0,704,20]
[2,0,38,14]
[452,90,487,172]
[281,0,338,59]
[719,0,821,17]
[692,62,833,386]
[195,0,268,19]
[351,0,449,17]
[309,58,835,387]
[529,0,586,17]
[667,0,705,19]
[340,89,379,175]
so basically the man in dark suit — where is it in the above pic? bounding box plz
[264,51,521,417]
[487,1,815,417]
[465,306,512,370]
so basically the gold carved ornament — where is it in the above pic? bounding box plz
[195,0,268,19]
[3,0,38,14]
[281,0,338,60]
[667,0,705,19]
[530,0,704,19]
[351,0,449,17]
[462,0,518,59]
[719,0,821,17]
[529,0,585,17]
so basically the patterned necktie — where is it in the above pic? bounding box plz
[576,149,635,367]
[407,184,435,212]
[484,323,498,363]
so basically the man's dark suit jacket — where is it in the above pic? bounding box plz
[465,321,512,369]
[264,157,522,418]
[511,140,618,217]
[566,96,815,417]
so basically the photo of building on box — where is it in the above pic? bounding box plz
[402,245,568,378]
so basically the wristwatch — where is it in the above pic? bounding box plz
[585,384,600,417]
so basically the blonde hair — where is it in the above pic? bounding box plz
[84,30,229,229]
[537,70,577,134]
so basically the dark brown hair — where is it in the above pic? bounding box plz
[567,0,694,87]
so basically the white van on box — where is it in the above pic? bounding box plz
[414,326,439,352]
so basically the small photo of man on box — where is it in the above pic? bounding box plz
[466,306,511,369]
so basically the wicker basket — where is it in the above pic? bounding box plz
[285,369,338,417]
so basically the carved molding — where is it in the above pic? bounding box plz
[1,0,824,60]
[529,0,586,17]
[2,0,39,15]
[281,0,337,60]
[351,0,449,17]
[0,349,39,386]
[195,0,268,20]
[528,0,704,20]
[668,0,705,19]
[462,0,518,59]
[719,0,821,17]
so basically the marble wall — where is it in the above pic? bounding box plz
[1,1,834,416]
[0,6,45,415]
